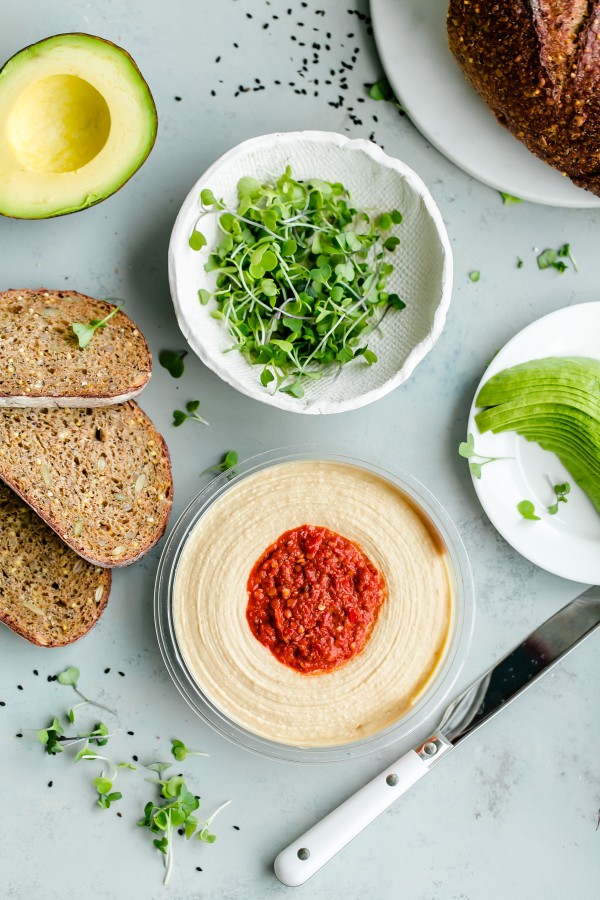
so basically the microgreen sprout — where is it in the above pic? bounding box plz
[537,244,578,273]
[458,433,513,479]
[159,350,188,379]
[36,720,112,755]
[172,400,209,427]
[56,667,116,716]
[366,76,404,111]
[517,500,540,521]
[171,738,210,762]
[189,168,406,396]
[500,192,522,205]
[200,450,238,478]
[71,303,124,350]
[138,773,229,885]
[547,480,570,515]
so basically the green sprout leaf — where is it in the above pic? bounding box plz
[189,230,207,251]
[458,434,475,459]
[517,500,540,521]
[71,304,124,350]
[459,434,513,478]
[159,350,188,379]
[500,192,522,205]
[200,450,239,478]
[172,400,209,427]
[537,244,577,273]
[170,739,210,762]
[57,667,80,688]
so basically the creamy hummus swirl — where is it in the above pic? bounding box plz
[173,460,453,747]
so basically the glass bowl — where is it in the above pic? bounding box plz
[154,448,474,764]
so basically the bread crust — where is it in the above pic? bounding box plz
[0,288,152,405]
[447,0,600,195]
[0,482,111,647]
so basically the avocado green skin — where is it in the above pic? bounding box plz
[0,33,158,219]
[475,356,600,515]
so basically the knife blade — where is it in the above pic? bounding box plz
[274,586,600,886]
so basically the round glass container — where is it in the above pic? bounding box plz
[154,448,474,763]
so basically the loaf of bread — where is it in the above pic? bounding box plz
[0,401,173,567]
[0,481,111,646]
[447,1,600,195]
[0,289,151,406]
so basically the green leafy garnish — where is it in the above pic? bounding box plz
[517,257,524,269]
[189,168,406,396]
[200,451,238,478]
[517,500,540,521]
[500,192,522,205]
[56,667,116,716]
[189,230,207,251]
[94,776,122,809]
[170,738,210,762]
[138,772,229,885]
[548,481,570,515]
[469,271,480,283]
[37,720,111,756]
[366,76,404,110]
[537,244,578,273]
[458,433,512,479]
[159,350,188,379]
[71,304,124,350]
[172,400,209,427]
[37,717,65,755]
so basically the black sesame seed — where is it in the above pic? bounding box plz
[16,733,23,738]
[196,866,203,872]
[0,701,5,707]
[127,731,134,736]
[17,685,23,691]
[174,96,182,101]
[33,670,39,676]
[178,828,184,836]
[133,755,139,762]
[48,781,53,788]
[233,825,240,831]
[104,668,110,674]
[117,812,123,818]
[233,42,239,48]
[211,90,216,97]
[118,671,125,677]
[215,56,221,63]
[262,22,269,29]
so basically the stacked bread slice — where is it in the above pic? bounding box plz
[0,289,173,646]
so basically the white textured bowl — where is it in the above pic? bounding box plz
[168,131,453,414]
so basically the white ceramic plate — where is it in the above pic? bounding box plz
[370,0,600,209]
[467,302,600,584]
[169,131,452,414]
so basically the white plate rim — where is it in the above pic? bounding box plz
[370,0,600,209]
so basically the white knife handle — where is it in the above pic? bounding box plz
[274,750,428,887]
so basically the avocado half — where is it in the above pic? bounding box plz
[0,33,157,218]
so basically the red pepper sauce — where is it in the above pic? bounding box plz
[246,524,385,675]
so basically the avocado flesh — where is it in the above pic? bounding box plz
[475,356,600,515]
[0,33,157,218]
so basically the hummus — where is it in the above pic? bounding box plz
[173,460,453,747]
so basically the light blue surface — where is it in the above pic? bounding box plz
[1,2,599,898]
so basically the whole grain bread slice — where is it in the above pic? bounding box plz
[0,481,111,647]
[0,401,173,567]
[0,289,151,407]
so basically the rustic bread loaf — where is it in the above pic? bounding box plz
[0,289,151,406]
[0,481,111,646]
[447,1,600,195]
[0,401,173,567]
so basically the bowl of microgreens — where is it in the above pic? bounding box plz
[169,131,452,413]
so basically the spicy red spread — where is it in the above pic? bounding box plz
[246,524,385,674]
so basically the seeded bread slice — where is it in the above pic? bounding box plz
[0,401,173,567]
[0,289,151,407]
[0,481,111,647]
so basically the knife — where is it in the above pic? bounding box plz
[274,586,600,886]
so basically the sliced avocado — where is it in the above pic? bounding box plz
[0,33,157,218]
[475,356,600,515]
[477,356,600,406]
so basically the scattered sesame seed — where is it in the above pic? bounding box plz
[48,781,53,788]
[104,668,110,674]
